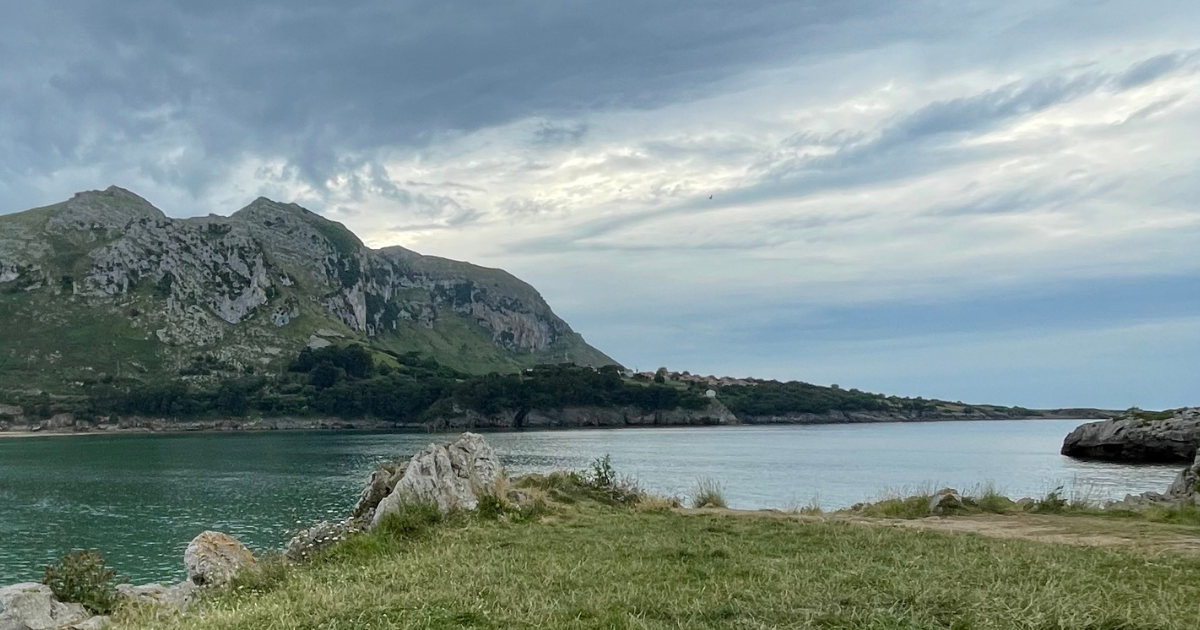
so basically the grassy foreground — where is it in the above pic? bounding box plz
[114,500,1200,630]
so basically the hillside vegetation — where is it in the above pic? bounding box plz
[0,343,1082,428]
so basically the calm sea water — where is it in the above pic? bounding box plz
[0,420,1181,584]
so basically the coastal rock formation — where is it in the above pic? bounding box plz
[1167,453,1200,500]
[285,520,360,563]
[183,531,256,587]
[371,433,504,527]
[0,583,90,630]
[1061,408,1200,463]
[352,462,408,520]
[432,400,738,430]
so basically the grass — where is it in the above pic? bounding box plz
[689,478,727,509]
[847,483,1200,527]
[112,498,1200,630]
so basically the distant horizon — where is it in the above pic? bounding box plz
[2,2,1198,411]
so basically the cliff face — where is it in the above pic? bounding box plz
[0,187,613,393]
[1061,409,1200,463]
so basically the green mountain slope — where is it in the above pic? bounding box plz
[0,187,614,396]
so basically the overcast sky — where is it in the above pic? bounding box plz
[2,1,1198,409]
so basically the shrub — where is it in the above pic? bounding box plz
[635,493,682,513]
[855,495,932,519]
[583,455,643,505]
[43,550,123,614]
[691,478,728,509]
[1032,487,1068,514]
[969,483,1014,514]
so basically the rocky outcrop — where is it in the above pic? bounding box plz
[371,433,504,525]
[285,520,360,563]
[928,488,964,515]
[1061,409,1200,463]
[115,582,197,612]
[1167,453,1200,500]
[0,186,614,391]
[352,463,408,520]
[183,532,256,587]
[0,583,91,630]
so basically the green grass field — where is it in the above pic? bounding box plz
[115,500,1200,630]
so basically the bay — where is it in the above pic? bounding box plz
[0,420,1179,584]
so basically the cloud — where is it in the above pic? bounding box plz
[2,0,1200,406]
[532,120,589,146]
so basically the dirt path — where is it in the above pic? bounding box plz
[685,508,1200,556]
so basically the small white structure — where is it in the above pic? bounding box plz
[705,389,717,399]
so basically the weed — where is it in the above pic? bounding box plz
[690,478,728,509]
[43,549,123,614]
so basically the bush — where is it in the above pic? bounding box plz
[584,455,643,505]
[1032,487,1068,514]
[691,478,728,509]
[43,550,123,614]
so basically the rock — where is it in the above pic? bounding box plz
[928,488,964,515]
[1013,497,1036,511]
[183,531,256,587]
[0,583,90,630]
[285,519,360,562]
[115,581,197,612]
[1166,452,1200,501]
[371,433,504,527]
[68,615,110,630]
[1061,408,1200,463]
[351,463,407,520]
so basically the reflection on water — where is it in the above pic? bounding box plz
[0,420,1179,583]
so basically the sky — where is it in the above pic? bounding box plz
[1,1,1198,410]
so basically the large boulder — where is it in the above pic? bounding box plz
[0,583,89,630]
[183,531,256,587]
[1061,408,1200,463]
[370,433,504,528]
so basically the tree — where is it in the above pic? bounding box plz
[311,363,341,389]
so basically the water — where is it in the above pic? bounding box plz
[0,420,1181,584]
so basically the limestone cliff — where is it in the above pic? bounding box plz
[0,186,613,393]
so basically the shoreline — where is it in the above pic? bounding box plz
[0,413,1102,441]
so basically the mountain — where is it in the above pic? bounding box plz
[0,186,614,396]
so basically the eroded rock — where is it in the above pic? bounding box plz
[928,488,964,515]
[115,581,197,612]
[371,433,504,527]
[351,463,408,520]
[183,531,256,587]
[0,583,89,630]
[285,520,361,562]
[1062,408,1200,463]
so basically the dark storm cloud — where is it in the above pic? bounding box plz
[0,0,951,205]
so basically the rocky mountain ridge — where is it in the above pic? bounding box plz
[0,186,613,394]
